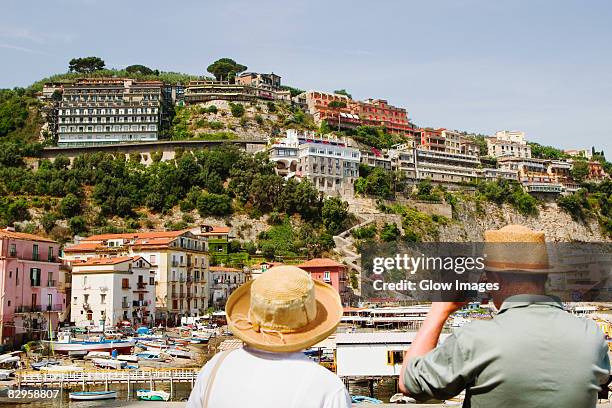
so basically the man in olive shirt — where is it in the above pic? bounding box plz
[400,226,610,407]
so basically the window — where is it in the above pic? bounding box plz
[149,277,154,285]
[9,244,16,257]
[150,254,156,265]
[323,270,331,282]
[30,268,41,286]
[73,297,77,304]
[84,294,89,304]
[387,350,405,365]
[32,244,39,261]
[122,278,130,289]
[100,294,106,304]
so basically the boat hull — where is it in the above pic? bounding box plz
[48,340,135,354]
[69,391,117,400]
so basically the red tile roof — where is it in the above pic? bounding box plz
[209,266,241,272]
[79,256,137,266]
[63,242,105,252]
[83,230,188,241]
[0,229,56,243]
[298,258,345,268]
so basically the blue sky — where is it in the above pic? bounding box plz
[2,0,611,153]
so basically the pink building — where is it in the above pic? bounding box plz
[0,227,66,346]
[297,258,352,305]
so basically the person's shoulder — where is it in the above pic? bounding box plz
[302,359,346,388]
[564,313,607,340]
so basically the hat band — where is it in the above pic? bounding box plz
[485,260,549,270]
[232,311,287,345]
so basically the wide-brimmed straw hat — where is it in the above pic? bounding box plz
[226,265,343,353]
[484,225,567,273]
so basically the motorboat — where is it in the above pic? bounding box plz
[0,369,14,380]
[135,351,164,362]
[167,348,193,359]
[30,360,60,370]
[351,395,383,404]
[69,391,117,400]
[40,365,84,372]
[137,389,171,401]
[85,351,111,360]
[92,358,126,369]
[117,354,138,363]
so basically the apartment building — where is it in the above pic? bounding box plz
[70,256,156,328]
[0,228,66,346]
[56,78,165,147]
[297,258,352,305]
[497,157,564,194]
[415,148,481,184]
[184,73,290,105]
[487,130,532,158]
[63,230,208,325]
[270,130,361,197]
[209,266,247,308]
[358,99,417,136]
[564,149,593,160]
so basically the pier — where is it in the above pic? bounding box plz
[16,368,199,394]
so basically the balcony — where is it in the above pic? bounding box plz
[47,280,57,287]
[137,282,146,289]
[15,305,42,313]
[46,303,63,312]
[122,302,129,309]
[122,284,131,290]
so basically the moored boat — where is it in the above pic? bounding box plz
[136,351,164,362]
[137,389,171,401]
[40,365,84,372]
[166,348,193,359]
[92,358,126,369]
[31,360,60,370]
[47,339,135,354]
[69,391,117,400]
[351,395,383,404]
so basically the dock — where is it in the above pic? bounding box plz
[16,368,199,394]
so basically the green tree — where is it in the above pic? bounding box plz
[229,102,245,117]
[334,89,352,99]
[69,216,87,235]
[206,58,247,82]
[197,192,232,216]
[58,193,81,218]
[328,100,347,109]
[380,222,400,242]
[322,197,349,235]
[571,160,590,183]
[68,56,105,73]
[125,64,155,75]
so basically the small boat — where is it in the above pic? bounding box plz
[93,358,126,370]
[69,391,117,400]
[31,360,60,370]
[85,351,111,360]
[0,369,15,380]
[167,348,193,359]
[351,395,383,404]
[136,351,164,362]
[40,365,84,372]
[68,350,88,359]
[137,389,171,401]
[117,354,138,362]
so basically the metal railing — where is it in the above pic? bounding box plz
[16,368,200,386]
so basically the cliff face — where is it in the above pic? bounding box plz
[439,201,608,242]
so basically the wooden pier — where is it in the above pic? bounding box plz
[16,368,200,394]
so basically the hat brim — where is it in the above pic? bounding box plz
[484,265,573,274]
[226,279,343,353]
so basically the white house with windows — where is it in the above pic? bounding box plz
[335,332,450,377]
[70,256,155,328]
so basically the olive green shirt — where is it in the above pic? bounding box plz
[403,295,610,408]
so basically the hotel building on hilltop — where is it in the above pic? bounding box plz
[62,230,209,325]
[0,228,66,346]
[296,90,419,137]
[184,72,291,104]
[486,130,532,158]
[70,256,156,328]
[270,129,361,197]
[55,78,166,147]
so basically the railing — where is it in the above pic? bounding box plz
[121,302,129,308]
[16,368,200,386]
[137,282,146,289]
[15,305,42,313]
[47,280,56,287]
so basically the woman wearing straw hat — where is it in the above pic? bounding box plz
[186,265,350,408]
[399,225,610,408]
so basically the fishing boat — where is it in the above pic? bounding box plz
[351,395,383,404]
[47,332,135,354]
[69,391,118,400]
[68,350,88,359]
[136,351,164,362]
[166,348,193,359]
[137,389,171,401]
[30,360,60,370]
[92,358,126,369]
[117,354,138,362]
[85,351,111,360]
[40,365,84,372]
[0,369,14,380]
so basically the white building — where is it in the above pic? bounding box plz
[70,256,155,328]
[336,332,450,377]
[63,230,209,324]
[487,130,532,159]
[209,266,248,308]
[270,129,361,197]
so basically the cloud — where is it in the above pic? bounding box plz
[0,43,52,56]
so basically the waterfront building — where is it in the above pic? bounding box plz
[482,167,519,182]
[209,266,247,308]
[191,225,231,254]
[56,78,166,147]
[249,261,284,280]
[297,258,352,305]
[388,143,417,180]
[360,148,394,171]
[357,99,417,136]
[184,74,290,105]
[299,91,361,130]
[335,332,450,378]
[270,129,361,197]
[62,230,209,324]
[235,72,291,101]
[0,228,66,346]
[415,148,481,184]
[497,156,564,194]
[487,130,532,158]
[341,305,431,330]
[70,256,155,328]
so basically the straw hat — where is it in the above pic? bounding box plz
[483,224,563,273]
[226,265,343,353]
